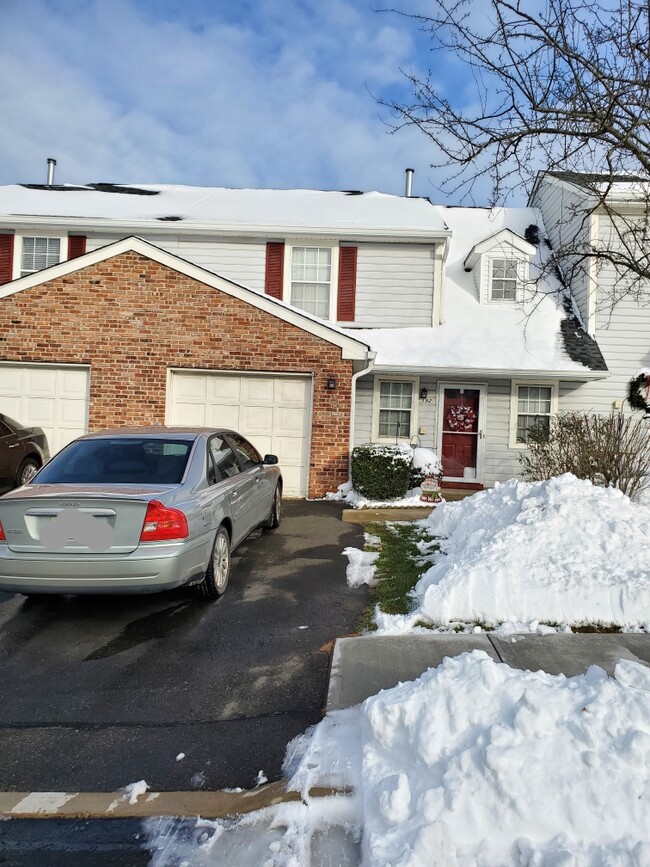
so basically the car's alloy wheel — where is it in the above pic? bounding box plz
[17,458,40,487]
[196,526,231,600]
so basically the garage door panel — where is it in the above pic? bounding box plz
[240,405,273,433]
[168,371,311,497]
[207,376,240,402]
[205,404,240,429]
[275,407,307,436]
[242,378,274,403]
[0,365,89,456]
[23,399,56,427]
[276,379,308,404]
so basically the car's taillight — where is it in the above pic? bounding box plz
[139,500,189,542]
[0,520,5,543]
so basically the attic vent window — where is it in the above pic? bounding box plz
[490,258,518,301]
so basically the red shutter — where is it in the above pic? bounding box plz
[68,235,87,259]
[0,234,14,284]
[337,246,357,321]
[265,242,284,299]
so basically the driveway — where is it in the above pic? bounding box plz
[0,500,368,792]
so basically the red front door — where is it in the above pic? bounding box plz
[440,388,480,480]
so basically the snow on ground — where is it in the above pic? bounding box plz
[375,474,650,633]
[328,480,432,509]
[147,652,650,866]
[343,547,379,587]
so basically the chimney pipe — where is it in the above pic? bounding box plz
[404,167,414,197]
[46,158,57,186]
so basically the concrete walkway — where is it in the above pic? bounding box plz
[327,632,650,711]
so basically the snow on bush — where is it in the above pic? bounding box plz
[328,446,441,509]
[361,651,650,866]
[410,474,650,629]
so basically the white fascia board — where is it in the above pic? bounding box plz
[0,235,371,361]
[0,214,452,245]
[463,229,537,271]
[368,364,609,382]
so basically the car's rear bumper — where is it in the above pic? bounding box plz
[0,534,212,595]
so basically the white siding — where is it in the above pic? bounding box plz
[531,178,591,324]
[353,243,435,327]
[354,375,525,486]
[85,233,268,293]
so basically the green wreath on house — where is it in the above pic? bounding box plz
[628,372,650,413]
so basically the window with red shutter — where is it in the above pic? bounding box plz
[0,234,14,284]
[265,242,284,299]
[337,246,357,321]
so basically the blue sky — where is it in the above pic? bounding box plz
[0,0,487,200]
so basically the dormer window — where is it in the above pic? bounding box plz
[490,258,518,301]
[463,228,536,305]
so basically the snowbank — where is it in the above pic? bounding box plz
[409,474,650,629]
[152,652,650,865]
[359,651,650,865]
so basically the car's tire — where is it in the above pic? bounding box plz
[265,484,282,530]
[16,457,40,487]
[196,525,231,600]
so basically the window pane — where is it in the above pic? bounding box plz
[291,247,331,317]
[21,236,60,276]
[516,386,553,443]
[378,382,413,438]
[491,258,518,301]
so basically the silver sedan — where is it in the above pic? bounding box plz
[0,427,282,598]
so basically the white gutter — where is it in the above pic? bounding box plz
[348,353,377,479]
[370,365,609,382]
[0,215,452,245]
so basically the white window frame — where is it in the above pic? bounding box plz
[12,233,68,280]
[371,376,420,443]
[485,254,528,303]
[509,380,558,448]
[283,240,339,322]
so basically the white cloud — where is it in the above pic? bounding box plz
[0,0,503,201]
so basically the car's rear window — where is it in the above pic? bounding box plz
[35,438,195,485]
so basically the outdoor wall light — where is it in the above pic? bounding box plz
[420,387,428,400]
[327,377,337,390]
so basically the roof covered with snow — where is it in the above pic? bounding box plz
[350,206,607,377]
[0,183,449,239]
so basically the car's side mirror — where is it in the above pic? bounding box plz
[263,454,278,465]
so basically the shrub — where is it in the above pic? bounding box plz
[519,411,650,499]
[409,447,443,489]
[351,444,412,500]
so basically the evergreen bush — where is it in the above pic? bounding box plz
[351,444,412,500]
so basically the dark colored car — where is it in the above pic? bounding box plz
[0,413,50,492]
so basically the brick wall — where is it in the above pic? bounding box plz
[0,251,355,497]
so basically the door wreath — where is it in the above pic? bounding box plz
[446,404,477,432]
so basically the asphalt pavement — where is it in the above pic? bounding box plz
[0,500,369,793]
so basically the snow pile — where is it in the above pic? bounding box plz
[408,474,650,629]
[146,652,650,866]
[360,651,650,866]
[343,547,379,587]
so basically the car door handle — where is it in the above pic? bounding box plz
[8,444,19,449]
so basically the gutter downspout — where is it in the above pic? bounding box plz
[348,351,377,480]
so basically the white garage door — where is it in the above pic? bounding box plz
[167,371,312,497]
[0,364,90,455]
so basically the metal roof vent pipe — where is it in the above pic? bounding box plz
[404,167,414,197]
[46,157,57,186]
